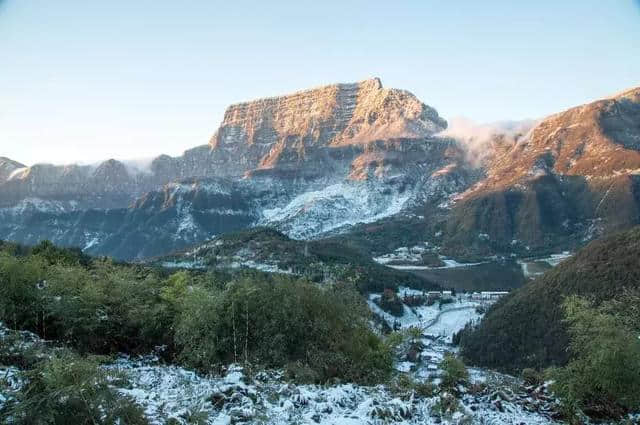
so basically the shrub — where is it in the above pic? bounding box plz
[549,295,640,419]
[6,352,148,425]
[0,253,47,332]
[0,242,393,386]
[174,278,392,384]
[174,287,222,371]
[389,373,435,399]
[439,353,468,390]
[521,368,542,386]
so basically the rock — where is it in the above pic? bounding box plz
[210,78,447,179]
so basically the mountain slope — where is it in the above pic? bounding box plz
[439,87,640,256]
[458,226,640,372]
[160,227,438,293]
[0,157,26,182]
[0,79,470,259]
[2,82,640,265]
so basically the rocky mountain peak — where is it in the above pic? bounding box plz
[211,78,446,150]
[207,78,447,177]
[0,157,26,182]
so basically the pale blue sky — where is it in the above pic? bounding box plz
[1,1,639,165]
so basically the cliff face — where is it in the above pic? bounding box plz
[209,78,447,177]
[0,157,26,183]
[0,79,464,258]
[0,79,449,208]
[6,81,640,262]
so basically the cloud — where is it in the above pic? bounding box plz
[438,117,537,166]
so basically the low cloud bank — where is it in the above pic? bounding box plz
[439,117,537,166]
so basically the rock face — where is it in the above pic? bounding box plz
[441,87,640,255]
[0,157,26,183]
[209,78,447,178]
[0,79,465,259]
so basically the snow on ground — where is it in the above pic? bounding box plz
[107,357,561,425]
[162,260,207,270]
[2,319,629,424]
[426,307,480,342]
[387,260,489,271]
[373,246,490,270]
[261,181,412,239]
[0,366,22,411]
[228,260,294,275]
[374,244,429,265]
[369,291,482,332]
[518,251,572,278]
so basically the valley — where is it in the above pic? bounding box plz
[1,79,639,424]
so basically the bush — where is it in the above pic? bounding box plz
[6,352,148,425]
[389,373,435,399]
[548,295,640,419]
[174,278,393,384]
[521,368,542,386]
[378,289,404,317]
[439,353,468,390]
[0,242,393,386]
[0,253,47,332]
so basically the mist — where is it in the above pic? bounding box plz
[439,117,537,166]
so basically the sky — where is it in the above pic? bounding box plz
[1,1,639,165]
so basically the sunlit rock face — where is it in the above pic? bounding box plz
[0,79,466,259]
[10,81,640,261]
[442,87,640,255]
[208,78,447,178]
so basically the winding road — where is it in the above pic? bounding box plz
[422,305,477,332]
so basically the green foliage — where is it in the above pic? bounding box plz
[459,227,640,372]
[521,368,542,386]
[181,227,436,294]
[174,287,222,370]
[389,374,435,399]
[30,240,91,267]
[432,392,460,416]
[384,330,406,350]
[0,253,47,331]
[439,353,468,390]
[0,241,392,386]
[378,288,404,316]
[5,352,148,425]
[548,295,640,419]
[174,278,392,384]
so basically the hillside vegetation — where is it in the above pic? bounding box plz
[458,226,640,372]
[166,227,437,293]
[0,240,391,385]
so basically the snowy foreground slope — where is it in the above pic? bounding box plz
[3,298,637,425]
[109,358,556,425]
[105,294,560,425]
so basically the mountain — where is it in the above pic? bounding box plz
[457,226,640,372]
[0,157,26,182]
[0,79,471,259]
[440,87,640,256]
[209,77,447,178]
[1,81,640,269]
[159,227,437,293]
